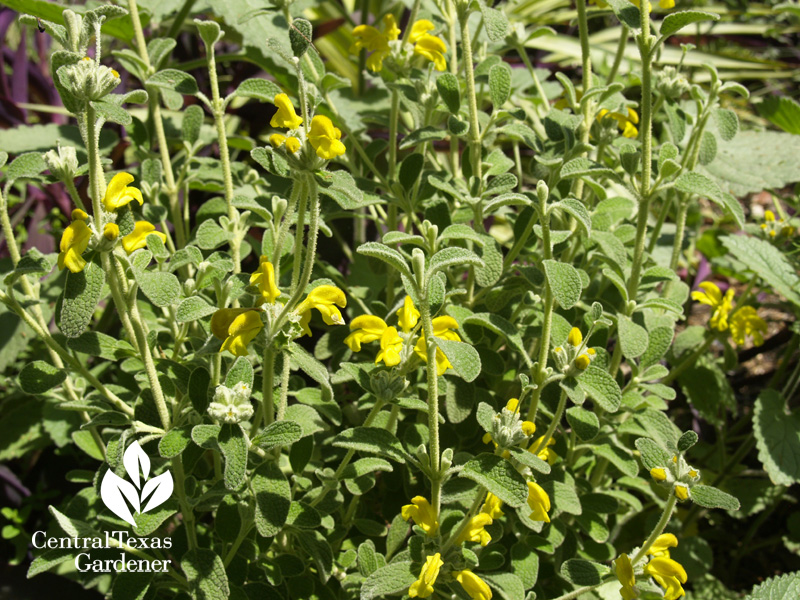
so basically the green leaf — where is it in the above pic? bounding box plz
[674,171,744,228]
[332,427,407,463]
[714,108,739,141]
[285,404,325,438]
[560,559,610,585]
[690,484,740,511]
[19,361,67,395]
[181,549,230,600]
[218,424,248,490]
[427,247,484,279]
[483,573,526,600]
[436,73,461,113]
[635,437,673,470]
[463,313,527,357]
[5,152,46,184]
[754,389,800,486]
[678,430,699,453]
[399,153,424,193]
[234,78,282,103]
[135,271,182,307]
[58,262,105,338]
[192,424,220,449]
[566,406,600,441]
[194,19,223,47]
[182,105,205,145]
[479,3,509,41]
[225,357,254,389]
[617,315,649,359]
[67,331,132,360]
[91,99,131,126]
[489,63,512,109]
[744,572,800,600]
[360,561,417,600]
[146,69,198,95]
[660,10,720,37]
[399,126,447,150]
[133,499,177,536]
[757,96,800,135]
[296,530,334,582]
[3,250,51,286]
[289,18,312,58]
[159,425,192,458]
[27,548,75,578]
[543,260,582,309]
[510,540,539,589]
[251,421,303,450]
[252,460,291,537]
[435,338,481,382]
[576,366,621,412]
[289,343,333,402]
[594,443,638,477]
[317,170,373,210]
[176,296,218,323]
[357,242,414,281]
[554,197,592,236]
[189,367,212,414]
[195,219,231,250]
[460,453,529,508]
[560,157,616,180]
[722,235,800,307]
[605,0,641,28]
[506,446,551,474]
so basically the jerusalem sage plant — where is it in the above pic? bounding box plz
[1,0,799,599]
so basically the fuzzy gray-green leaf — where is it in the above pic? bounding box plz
[460,453,528,507]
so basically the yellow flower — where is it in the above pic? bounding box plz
[271,93,303,129]
[250,256,281,305]
[527,481,551,522]
[644,556,687,600]
[650,467,667,482]
[401,496,438,535]
[71,208,88,220]
[568,327,583,347]
[375,326,403,367]
[481,493,504,520]
[345,315,388,352]
[102,172,144,212]
[615,553,638,600]
[296,285,347,336]
[598,107,639,138]
[454,570,493,600]
[414,316,460,375]
[575,354,592,370]
[521,420,536,436]
[122,221,167,254]
[103,223,119,241]
[674,484,689,501]
[58,219,92,273]
[729,306,767,347]
[397,295,420,333]
[211,309,264,357]
[529,435,558,465]
[351,15,399,72]
[413,33,447,71]
[647,533,678,558]
[456,513,493,546]
[285,137,301,153]
[630,0,676,10]
[408,20,434,43]
[691,281,734,332]
[309,115,346,160]
[269,133,286,147]
[408,553,443,598]
[505,398,519,412]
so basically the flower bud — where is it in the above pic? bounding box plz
[103,223,120,241]
[44,145,80,183]
[207,382,254,424]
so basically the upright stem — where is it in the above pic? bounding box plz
[207,43,240,273]
[532,389,567,455]
[446,0,460,176]
[626,2,654,304]
[607,26,629,84]
[632,494,677,564]
[419,294,442,519]
[459,9,483,186]
[388,90,400,182]
[573,0,592,200]
[668,200,689,271]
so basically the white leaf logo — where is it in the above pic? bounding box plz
[100,441,174,526]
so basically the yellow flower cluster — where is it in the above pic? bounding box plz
[57,173,165,273]
[268,93,346,160]
[211,256,346,356]
[616,534,687,600]
[351,16,447,72]
[345,296,460,375]
[691,281,767,347]
[598,107,640,139]
[760,209,795,239]
[407,551,493,599]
